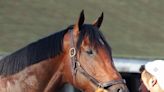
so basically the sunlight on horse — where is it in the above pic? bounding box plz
[95,88,108,92]
[0,10,129,92]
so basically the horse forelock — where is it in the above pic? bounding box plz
[77,24,112,57]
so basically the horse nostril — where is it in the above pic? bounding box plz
[117,88,123,92]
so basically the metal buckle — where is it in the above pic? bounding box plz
[69,47,76,57]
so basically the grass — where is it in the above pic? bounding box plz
[1,0,164,59]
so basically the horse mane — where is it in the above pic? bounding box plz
[0,26,71,76]
[0,24,112,76]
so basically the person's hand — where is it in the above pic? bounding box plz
[95,88,108,92]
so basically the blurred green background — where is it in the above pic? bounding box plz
[1,0,164,59]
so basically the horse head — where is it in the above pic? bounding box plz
[62,10,129,92]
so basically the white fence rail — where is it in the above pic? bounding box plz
[113,58,149,73]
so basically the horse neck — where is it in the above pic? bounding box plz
[43,53,68,91]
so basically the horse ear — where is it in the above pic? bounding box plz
[73,10,85,35]
[93,12,103,28]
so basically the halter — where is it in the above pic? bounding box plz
[69,30,126,88]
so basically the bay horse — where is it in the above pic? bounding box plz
[0,10,129,92]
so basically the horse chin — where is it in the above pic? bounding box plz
[106,84,129,92]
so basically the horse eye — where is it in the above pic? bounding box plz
[86,50,93,55]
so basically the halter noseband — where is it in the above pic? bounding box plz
[69,30,126,88]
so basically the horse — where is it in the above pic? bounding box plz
[0,10,129,92]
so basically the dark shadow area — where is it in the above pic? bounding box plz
[121,72,141,92]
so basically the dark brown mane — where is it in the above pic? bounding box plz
[0,26,70,76]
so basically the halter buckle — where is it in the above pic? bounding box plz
[69,47,76,57]
[97,83,103,88]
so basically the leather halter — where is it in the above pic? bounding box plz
[69,30,126,88]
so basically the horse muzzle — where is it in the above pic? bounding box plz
[105,83,129,92]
